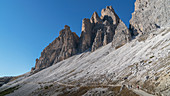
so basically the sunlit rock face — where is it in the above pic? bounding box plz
[79,18,93,52]
[33,25,79,72]
[33,0,170,72]
[112,20,131,49]
[129,0,170,36]
[91,6,131,51]
[32,6,131,72]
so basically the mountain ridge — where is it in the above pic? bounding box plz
[31,6,131,73]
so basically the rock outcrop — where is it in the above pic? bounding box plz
[91,6,131,51]
[101,6,119,25]
[130,0,170,36]
[91,29,104,51]
[32,6,131,72]
[0,77,13,87]
[90,12,102,24]
[79,18,93,52]
[33,25,79,72]
[112,20,131,49]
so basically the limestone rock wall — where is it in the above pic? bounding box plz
[130,0,170,35]
[32,6,131,72]
[91,6,131,51]
[79,18,93,52]
[112,20,131,49]
[33,25,79,72]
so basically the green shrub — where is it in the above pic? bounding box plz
[148,61,152,63]
[0,85,20,96]
[150,56,154,58]
[44,86,49,89]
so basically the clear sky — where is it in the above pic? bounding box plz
[0,0,135,77]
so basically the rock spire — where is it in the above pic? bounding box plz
[32,6,131,72]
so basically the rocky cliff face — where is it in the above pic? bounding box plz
[112,20,131,49]
[32,25,79,72]
[90,6,131,51]
[130,0,170,36]
[32,6,131,72]
[79,18,93,52]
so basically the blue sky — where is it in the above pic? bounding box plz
[0,0,135,77]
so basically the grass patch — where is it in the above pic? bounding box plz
[49,84,53,87]
[57,85,139,96]
[141,80,155,94]
[0,85,20,96]
[119,87,139,96]
[44,86,49,89]
[115,44,124,49]
[150,56,154,59]
[44,84,53,90]
[148,61,152,63]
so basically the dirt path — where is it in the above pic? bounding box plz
[132,89,155,96]
[27,81,156,96]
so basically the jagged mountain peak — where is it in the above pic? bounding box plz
[81,18,91,33]
[102,6,115,12]
[90,11,102,24]
[31,6,131,73]
[101,6,119,25]
[59,25,71,35]
[33,25,79,72]
[64,25,70,30]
